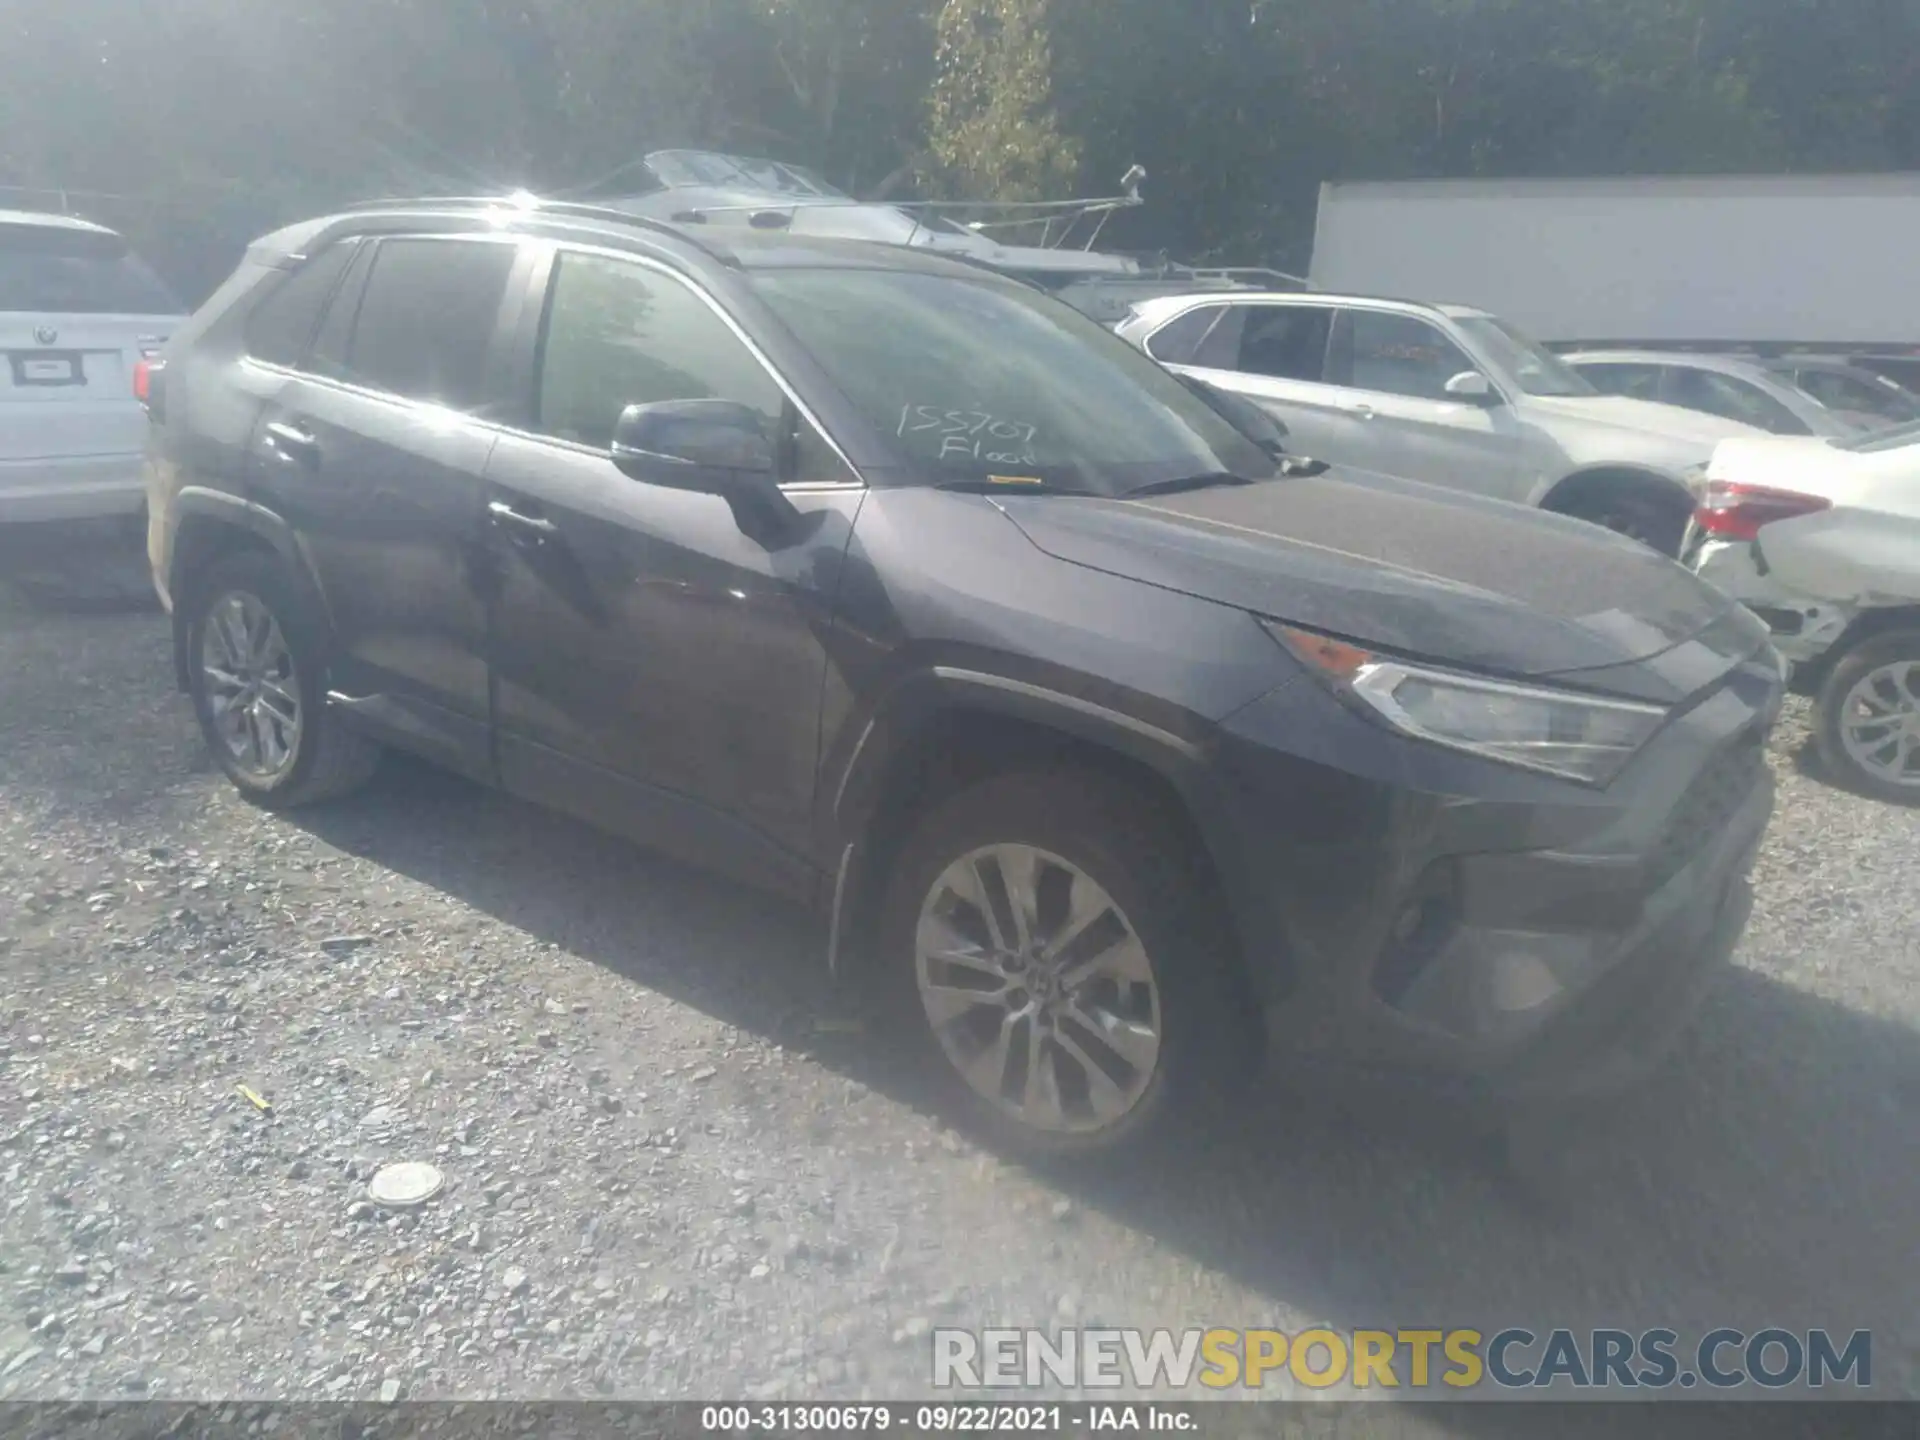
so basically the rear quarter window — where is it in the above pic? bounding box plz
[1144,306,1225,364]
[244,241,360,368]
[0,224,181,314]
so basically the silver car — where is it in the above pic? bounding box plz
[1117,292,1762,554]
[1,210,182,526]
[1566,350,1861,439]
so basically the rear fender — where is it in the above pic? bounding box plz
[166,488,330,691]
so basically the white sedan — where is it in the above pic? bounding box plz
[1687,420,1920,803]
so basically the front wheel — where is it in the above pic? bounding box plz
[876,772,1248,1159]
[185,551,380,808]
[1814,629,1920,805]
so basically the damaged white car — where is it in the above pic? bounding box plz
[1687,419,1920,803]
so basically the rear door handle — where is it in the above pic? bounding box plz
[488,500,559,542]
[265,421,320,462]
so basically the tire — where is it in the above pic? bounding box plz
[184,550,381,809]
[875,770,1249,1160]
[1553,486,1691,558]
[1814,628,1920,806]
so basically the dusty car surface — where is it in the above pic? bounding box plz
[147,198,1781,1155]
[1118,291,1764,555]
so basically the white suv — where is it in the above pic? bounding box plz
[1117,292,1761,554]
[1,210,182,525]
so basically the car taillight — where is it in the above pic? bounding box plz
[134,357,166,418]
[1693,480,1832,542]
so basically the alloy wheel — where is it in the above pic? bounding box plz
[1838,659,1920,789]
[914,844,1163,1135]
[200,590,303,781]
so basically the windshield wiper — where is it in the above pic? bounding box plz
[934,478,1093,496]
[1122,471,1257,499]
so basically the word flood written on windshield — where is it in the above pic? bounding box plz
[899,405,1040,465]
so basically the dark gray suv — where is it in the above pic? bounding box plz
[146,197,1781,1157]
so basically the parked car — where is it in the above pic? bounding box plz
[1116,293,1762,555]
[148,199,1781,1156]
[1768,355,1920,431]
[1567,350,1860,439]
[1,210,182,526]
[1687,421,1920,804]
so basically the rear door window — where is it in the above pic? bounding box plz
[336,238,518,412]
[0,224,181,314]
[1234,305,1333,382]
[244,241,359,369]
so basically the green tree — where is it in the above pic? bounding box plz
[927,0,1080,201]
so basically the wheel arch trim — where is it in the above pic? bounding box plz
[822,665,1257,984]
[167,489,332,692]
[1534,463,1693,514]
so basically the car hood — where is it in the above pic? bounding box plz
[1000,471,1764,703]
[1526,393,1765,447]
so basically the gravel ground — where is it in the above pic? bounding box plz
[0,541,1915,1410]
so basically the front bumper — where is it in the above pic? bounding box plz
[0,453,147,524]
[1205,641,1781,1111]
[1690,535,1853,668]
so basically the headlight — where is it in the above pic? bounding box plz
[1264,622,1669,786]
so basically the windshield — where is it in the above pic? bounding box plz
[647,150,846,198]
[1453,316,1595,397]
[1835,417,1920,453]
[755,268,1278,493]
[1784,365,1920,424]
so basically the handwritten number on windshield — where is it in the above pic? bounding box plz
[898,404,1039,464]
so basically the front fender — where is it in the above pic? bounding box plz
[1541,419,1710,483]
[822,663,1279,992]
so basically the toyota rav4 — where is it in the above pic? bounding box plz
[147,198,1781,1156]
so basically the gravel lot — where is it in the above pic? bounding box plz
[0,540,1915,1409]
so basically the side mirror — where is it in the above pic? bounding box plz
[611,399,799,545]
[611,399,776,490]
[1444,371,1497,404]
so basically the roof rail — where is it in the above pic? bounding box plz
[337,194,735,261]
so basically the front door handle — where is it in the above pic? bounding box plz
[264,421,320,462]
[1346,403,1377,420]
[488,500,559,542]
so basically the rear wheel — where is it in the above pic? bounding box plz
[1815,629,1920,805]
[185,551,380,808]
[877,772,1247,1159]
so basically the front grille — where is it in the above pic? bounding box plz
[1644,730,1767,891]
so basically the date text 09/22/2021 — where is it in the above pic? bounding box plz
[701,1405,1189,1432]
